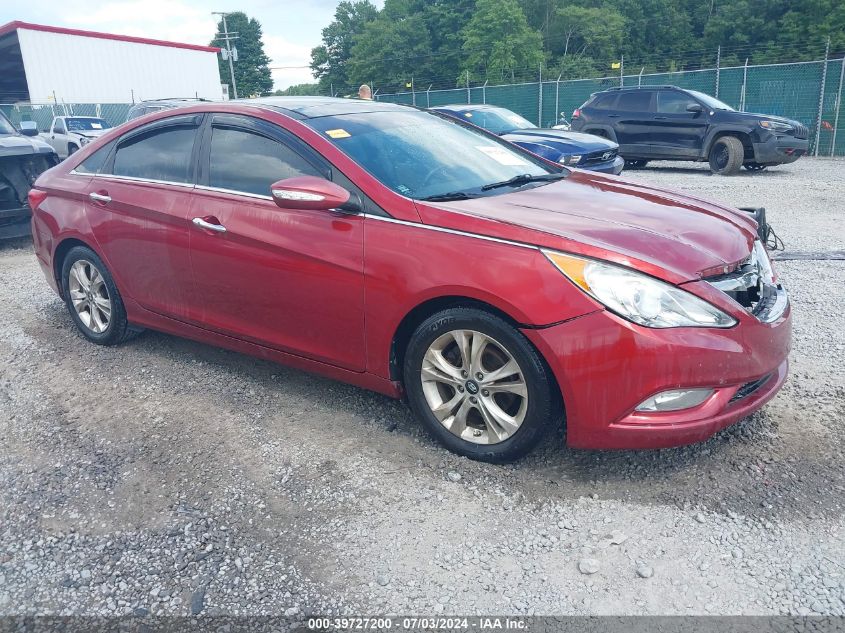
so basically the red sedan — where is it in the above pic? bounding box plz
[28,98,791,462]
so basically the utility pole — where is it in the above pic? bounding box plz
[213,12,239,99]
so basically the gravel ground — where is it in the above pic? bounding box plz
[0,158,843,619]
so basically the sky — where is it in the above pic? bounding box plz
[0,0,380,89]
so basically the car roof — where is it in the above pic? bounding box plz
[598,85,683,93]
[246,96,414,119]
[432,104,503,112]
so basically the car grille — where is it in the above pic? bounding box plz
[791,123,809,139]
[728,374,772,404]
[580,148,618,165]
[705,241,788,323]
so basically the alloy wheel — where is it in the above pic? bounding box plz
[420,329,528,445]
[68,259,112,334]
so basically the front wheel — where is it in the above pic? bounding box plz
[708,136,744,175]
[403,308,561,463]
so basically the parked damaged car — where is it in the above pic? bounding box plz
[0,111,58,240]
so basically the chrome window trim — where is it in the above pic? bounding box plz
[194,184,273,201]
[70,171,195,189]
[361,213,536,250]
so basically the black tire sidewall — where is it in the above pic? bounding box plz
[709,136,743,175]
[403,308,559,463]
[61,246,129,345]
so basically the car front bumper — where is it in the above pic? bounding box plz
[523,299,791,450]
[752,135,809,165]
[580,155,625,175]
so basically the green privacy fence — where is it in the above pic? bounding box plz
[377,57,845,157]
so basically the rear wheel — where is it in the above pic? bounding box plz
[403,308,560,463]
[61,246,139,345]
[708,136,744,175]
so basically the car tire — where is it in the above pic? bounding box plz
[61,245,140,346]
[625,159,648,169]
[403,307,561,463]
[708,136,744,175]
[68,144,78,156]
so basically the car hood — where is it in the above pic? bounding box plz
[73,129,110,139]
[503,129,617,152]
[0,134,56,157]
[415,170,757,283]
[726,111,804,128]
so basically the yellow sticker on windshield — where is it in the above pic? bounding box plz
[325,128,351,139]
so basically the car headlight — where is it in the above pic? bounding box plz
[79,136,91,145]
[559,154,581,165]
[759,120,792,133]
[543,250,737,328]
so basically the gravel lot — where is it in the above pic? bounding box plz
[1,158,843,619]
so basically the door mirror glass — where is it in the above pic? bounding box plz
[686,103,704,113]
[270,176,351,211]
[19,121,38,136]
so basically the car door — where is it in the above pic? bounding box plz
[50,118,68,156]
[612,90,655,155]
[650,91,710,157]
[188,113,366,371]
[84,113,203,322]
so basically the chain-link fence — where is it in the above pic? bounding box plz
[0,103,132,132]
[376,57,845,157]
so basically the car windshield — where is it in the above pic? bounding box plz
[0,111,16,135]
[305,110,559,200]
[66,118,111,131]
[688,90,734,111]
[455,107,536,135]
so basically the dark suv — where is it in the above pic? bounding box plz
[571,86,809,175]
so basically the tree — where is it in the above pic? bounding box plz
[273,83,321,96]
[548,5,625,68]
[461,0,545,82]
[310,1,379,92]
[210,12,273,97]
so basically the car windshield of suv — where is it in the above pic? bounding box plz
[457,107,536,135]
[305,110,560,200]
[0,111,16,135]
[66,118,111,131]
[687,90,734,111]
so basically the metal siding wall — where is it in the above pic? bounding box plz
[17,29,222,103]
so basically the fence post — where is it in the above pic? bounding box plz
[411,77,415,107]
[555,74,562,122]
[620,54,624,87]
[538,65,543,126]
[466,70,470,104]
[638,67,644,87]
[740,58,748,111]
[715,45,721,97]
[426,85,432,108]
[482,80,488,104]
[831,57,845,157]
[814,37,830,157]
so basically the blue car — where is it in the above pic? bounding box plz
[431,104,625,175]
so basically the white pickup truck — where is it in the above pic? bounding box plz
[40,116,113,160]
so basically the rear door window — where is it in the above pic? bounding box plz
[112,120,199,183]
[616,91,654,112]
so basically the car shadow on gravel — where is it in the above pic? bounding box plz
[630,165,792,177]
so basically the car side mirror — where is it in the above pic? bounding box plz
[686,103,704,113]
[19,121,38,136]
[270,176,352,212]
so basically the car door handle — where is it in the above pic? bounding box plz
[89,192,111,204]
[653,116,668,120]
[607,114,621,118]
[192,217,227,233]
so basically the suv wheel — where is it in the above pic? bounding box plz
[708,136,744,175]
[625,159,648,169]
[403,307,561,463]
[61,246,140,345]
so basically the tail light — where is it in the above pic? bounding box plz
[28,188,48,211]
[572,108,581,119]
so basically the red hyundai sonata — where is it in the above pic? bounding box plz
[29,98,790,462]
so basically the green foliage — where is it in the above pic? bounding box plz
[210,12,273,98]
[309,0,844,91]
[461,0,545,82]
[273,83,321,96]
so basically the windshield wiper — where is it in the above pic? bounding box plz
[480,172,567,191]
[419,191,479,202]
